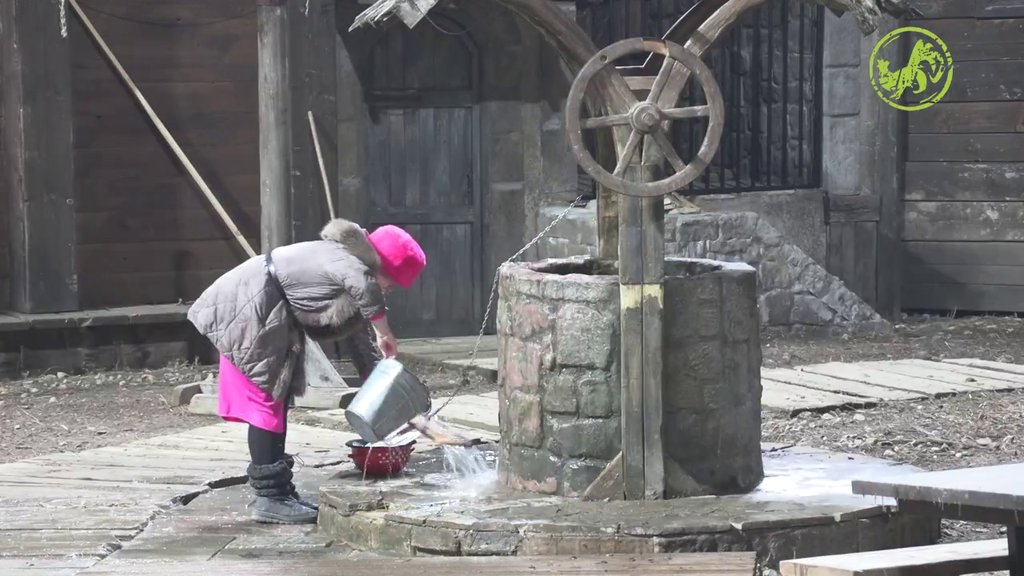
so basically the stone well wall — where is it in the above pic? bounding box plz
[497,257,763,499]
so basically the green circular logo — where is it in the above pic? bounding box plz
[869,26,954,111]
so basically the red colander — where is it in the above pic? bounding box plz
[346,438,415,477]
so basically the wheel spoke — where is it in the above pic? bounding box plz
[613,129,643,177]
[662,105,711,120]
[651,129,687,173]
[581,114,631,130]
[646,54,677,105]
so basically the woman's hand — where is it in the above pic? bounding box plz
[376,332,398,358]
[370,315,398,358]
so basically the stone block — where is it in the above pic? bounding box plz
[508,391,543,448]
[411,525,461,554]
[551,417,620,460]
[823,115,861,194]
[561,459,607,497]
[760,290,795,326]
[677,340,724,382]
[758,257,794,291]
[823,15,863,68]
[490,133,525,182]
[520,534,655,555]
[505,446,559,494]
[790,295,836,325]
[577,374,616,418]
[541,276,616,304]
[502,337,541,394]
[668,280,722,340]
[461,531,522,556]
[674,215,720,244]
[541,371,577,414]
[663,375,706,411]
[188,394,218,416]
[168,382,202,407]
[824,67,861,117]
[722,274,757,342]
[510,301,552,339]
[556,304,615,369]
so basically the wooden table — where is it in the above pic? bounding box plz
[853,462,1024,575]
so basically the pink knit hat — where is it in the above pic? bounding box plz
[367,225,426,289]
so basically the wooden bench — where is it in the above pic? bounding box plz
[779,539,1007,576]
[80,552,757,575]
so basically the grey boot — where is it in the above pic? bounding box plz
[282,454,318,511]
[247,461,318,524]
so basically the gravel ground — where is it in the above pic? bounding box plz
[2,314,1022,546]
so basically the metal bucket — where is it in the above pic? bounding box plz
[345,359,432,443]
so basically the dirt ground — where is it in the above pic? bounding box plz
[2,314,1022,543]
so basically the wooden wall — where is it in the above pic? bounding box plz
[902,1,1024,312]
[70,0,259,308]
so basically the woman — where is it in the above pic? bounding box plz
[187,218,426,524]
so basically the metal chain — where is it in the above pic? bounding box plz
[429,194,587,418]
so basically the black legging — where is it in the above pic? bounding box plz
[248,402,289,466]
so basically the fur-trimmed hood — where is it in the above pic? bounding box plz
[320,218,382,273]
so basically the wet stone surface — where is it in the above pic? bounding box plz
[318,444,940,567]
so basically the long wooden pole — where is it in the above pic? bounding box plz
[308,111,336,220]
[68,0,257,258]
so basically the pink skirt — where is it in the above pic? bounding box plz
[217,355,287,433]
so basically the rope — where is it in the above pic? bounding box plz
[429,194,587,418]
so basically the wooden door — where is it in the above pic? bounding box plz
[365,19,481,337]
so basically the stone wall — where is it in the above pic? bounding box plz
[497,257,764,498]
[497,259,621,497]
[537,205,883,327]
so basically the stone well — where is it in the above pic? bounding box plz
[496,256,763,498]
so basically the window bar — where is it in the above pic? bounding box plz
[766,1,775,188]
[781,0,790,186]
[798,0,806,185]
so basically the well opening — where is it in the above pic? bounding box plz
[497,256,764,498]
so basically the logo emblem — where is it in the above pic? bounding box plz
[870,26,954,111]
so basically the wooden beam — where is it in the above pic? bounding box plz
[873,21,906,319]
[258,0,292,251]
[640,169,665,500]
[289,0,339,241]
[618,169,644,498]
[1,0,78,313]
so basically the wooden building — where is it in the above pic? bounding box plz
[0,0,1022,360]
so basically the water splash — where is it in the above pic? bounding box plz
[439,445,498,500]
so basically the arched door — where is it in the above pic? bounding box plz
[365,17,481,338]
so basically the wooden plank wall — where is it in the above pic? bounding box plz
[70,0,259,308]
[902,0,1024,312]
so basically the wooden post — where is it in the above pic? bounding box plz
[1,0,78,313]
[290,0,339,241]
[258,0,292,251]
[619,160,666,500]
[640,151,665,500]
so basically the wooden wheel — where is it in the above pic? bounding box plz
[566,38,725,198]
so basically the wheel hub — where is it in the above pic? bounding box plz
[629,102,662,134]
